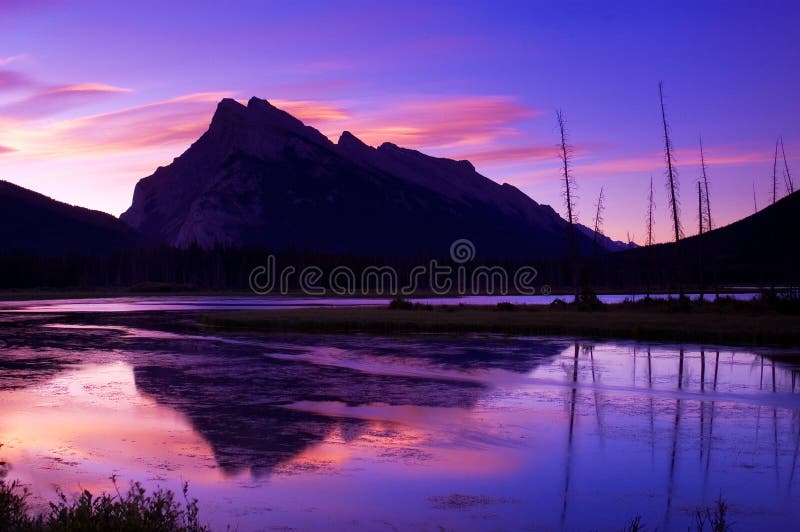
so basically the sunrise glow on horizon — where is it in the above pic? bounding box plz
[1,1,798,244]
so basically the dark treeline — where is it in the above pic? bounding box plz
[0,244,571,292]
[2,190,797,293]
[0,239,795,292]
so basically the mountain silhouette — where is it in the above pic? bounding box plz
[607,190,800,284]
[0,180,144,255]
[121,97,622,260]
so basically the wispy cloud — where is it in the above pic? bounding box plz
[271,99,349,122]
[8,93,533,163]
[0,144,15,154]
[450,144,563,165]
[0,54,28,67]
[0,69,36,91]
[328,96,537,150]
[1,82,132,119]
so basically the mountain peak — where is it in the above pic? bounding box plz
[338,130,370,150]
[247,96,274,110]
[214,97,245,116]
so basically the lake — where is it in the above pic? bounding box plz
[0,307,798,530]
[0,292,758,312]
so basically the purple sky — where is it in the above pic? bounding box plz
[0,1,797,243]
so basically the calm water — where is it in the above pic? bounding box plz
[1,312,799,530]
[0,292,757,312]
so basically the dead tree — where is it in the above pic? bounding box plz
[646,175,655,246]
[699,136,712,230]
[557,109,578,296]
[592,186,605,243]
[644,176,656,297]
[659,82,681,242]
[698,182,704,236]
[772,138,779,204]
[780,136,794,194]
[697,181,705,298]
[753,181,758,214]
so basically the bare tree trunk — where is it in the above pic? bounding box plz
[699,136,712,230]
[773,138,779,204]
[647,175,655,247]
[645,175,655,297]
[557,109,578,298]
[753,181,758,213]
[780,136,794,194]
[659,82,682,297]
[698,182,704,236]
[592,186,605,253]
[659,82,681,242]
[698,181,704,298]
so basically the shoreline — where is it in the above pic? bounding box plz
[0,286,769,302]
[197,303,800,348]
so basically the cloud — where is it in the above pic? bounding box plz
[572,145,772,177]
[271,99,349,122]
[0,145,15,154]
[331,96,537,150]
[1,82,131,119]
[4,91,540,177]
[450,144,565,166]
[0,69,36,91]
[0,55,26,67]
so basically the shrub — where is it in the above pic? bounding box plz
[0,476,209,532]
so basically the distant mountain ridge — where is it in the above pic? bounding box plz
[0,180,144,255]
[121,96,620,260]
[605,190,800,284]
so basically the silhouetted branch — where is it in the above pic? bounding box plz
[772,138,779,204]
[780,136,794,194]
[699,136,712,230]
[659,82,682,242]
[646,175,655,246]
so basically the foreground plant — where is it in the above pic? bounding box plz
[0,476,209,532]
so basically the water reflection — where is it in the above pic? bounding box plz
[0,315,799,530]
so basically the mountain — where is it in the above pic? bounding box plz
[121,97,612,261]
[0,180,144,255]
[606,190,800,284]
[575,223,635,252]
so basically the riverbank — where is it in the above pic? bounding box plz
[198,299,800,347]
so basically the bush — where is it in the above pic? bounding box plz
[387,298,432,311]
[575,285,604,311]
[0,476,209,532]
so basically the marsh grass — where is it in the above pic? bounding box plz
[199,295,800,346]
[0,476,208,532]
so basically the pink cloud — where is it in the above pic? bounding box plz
[271,99,349,122]
[450,144,560,165]
[571,145,774,177]
[1,82,131,118]
[305,96,537,154]
[0,145,15,154]
[0,69,35,91]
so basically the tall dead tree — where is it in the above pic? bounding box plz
[697,182,704,236]
[557,109,578,296]
[697,181,705,298]
[659,82,681,242]
[753,181,758,214]
[699,136,712,230]
[646,175,655,246]
[592,186,605,241]
[780,136,794,194]
[772,138,779,204]
[643,176,656,298]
